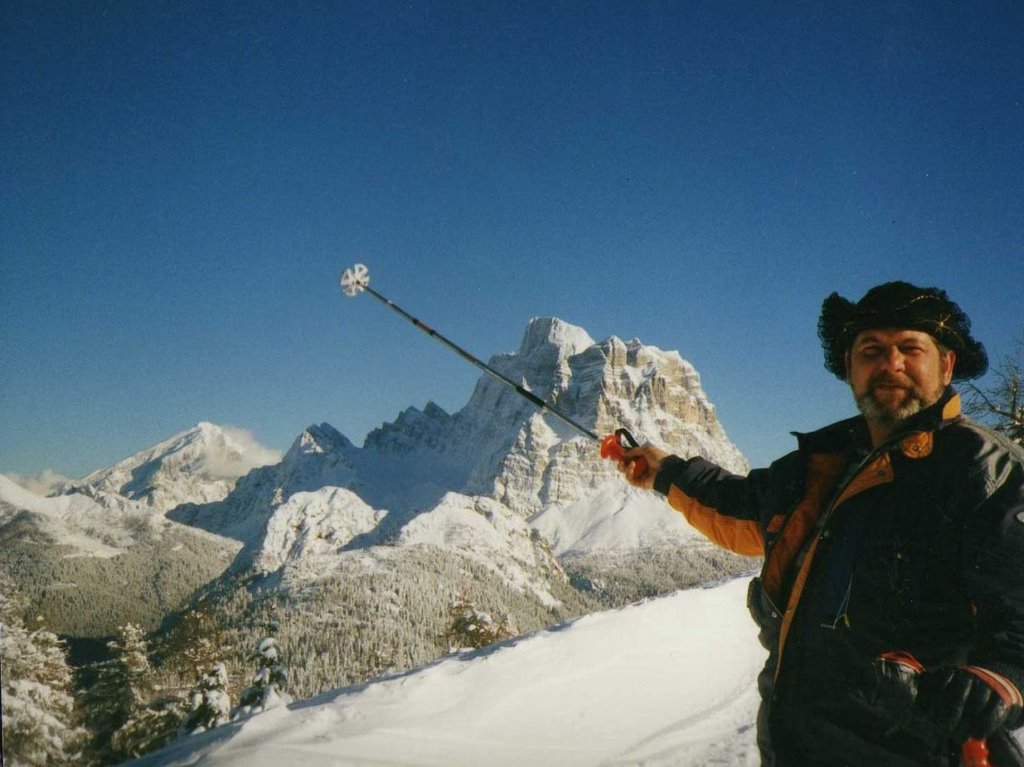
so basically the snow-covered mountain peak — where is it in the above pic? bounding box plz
[517,317,596,359]
[183,422,359,546]
[247,486,386,575]
[285,423,353,462]
[65,422,282,514]
[363,402,453,454]
[334,316,746,522]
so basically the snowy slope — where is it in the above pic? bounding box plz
[396,492,564,607]
[1,472,164,556]
[250,486,385,574]
[130,576,766,767]
[241,487,567,610]
[0,473,241,635]
[529,480,704,556]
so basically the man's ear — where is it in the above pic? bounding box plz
[942,349,956,386]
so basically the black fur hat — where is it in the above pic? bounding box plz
[818,281,988,381]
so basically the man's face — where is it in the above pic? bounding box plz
[847,328,956,427]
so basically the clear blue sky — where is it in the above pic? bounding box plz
[2,2,1022,479]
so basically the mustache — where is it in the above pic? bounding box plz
[869,374,914,388]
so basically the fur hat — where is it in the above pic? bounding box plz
[818,281,988,381]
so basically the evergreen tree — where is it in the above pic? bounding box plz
[0,579,87,766]
[162,605,231,687]
[82,622,163,762]
[181,662,231,733]
[442,593,515,651]
[235,636,291,717]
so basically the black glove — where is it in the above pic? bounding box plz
[916,665,1024,744]
[872,652,923,718]
[859,653,950,763]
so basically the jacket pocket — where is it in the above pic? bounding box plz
[747,576,783,651]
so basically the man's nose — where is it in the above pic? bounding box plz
[881,347,907,371]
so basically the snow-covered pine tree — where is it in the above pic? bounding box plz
[442,593,516,652]
[0,576,87,766]
[234,636,291,717]
[82,622,169,762]
[162,605,230,688]
[181,662,231,733]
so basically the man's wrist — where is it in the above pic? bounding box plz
[652,455,687,496]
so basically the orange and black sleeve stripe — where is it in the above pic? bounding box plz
[654,455,766,557]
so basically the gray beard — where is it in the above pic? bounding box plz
[851,380,946,434]
[854,389,931,431]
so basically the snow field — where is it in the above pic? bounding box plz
[132,577,766,767]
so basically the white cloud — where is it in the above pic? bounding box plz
[5,469,74,496]
[202,425,282,480]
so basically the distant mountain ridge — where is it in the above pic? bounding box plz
[164,317,749,581]
[0,317,755,655]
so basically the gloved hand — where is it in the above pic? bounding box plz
[868,652,928,740]
[915,665,1024,744]
[873,652,924,711]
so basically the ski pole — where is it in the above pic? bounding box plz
[339,264,645,472]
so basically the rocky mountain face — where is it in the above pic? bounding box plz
[344,317,746,514]
[458,317,748,516]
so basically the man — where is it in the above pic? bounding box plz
[618,282,1024,766]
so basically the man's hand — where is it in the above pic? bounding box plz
[616,444,670,489]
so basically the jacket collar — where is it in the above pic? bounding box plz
[891,385,961,434]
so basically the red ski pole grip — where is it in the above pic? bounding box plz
[599,434,626,460]
[600,429,649,479]
[962,738,989,767]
